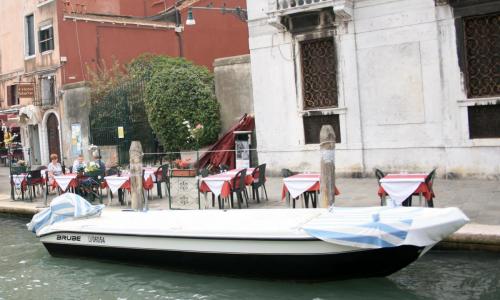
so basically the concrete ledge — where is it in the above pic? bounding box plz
[437,223,500,252]
[0,205,39,216]
[214,54,250,68]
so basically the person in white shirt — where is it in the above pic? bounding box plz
[47,153,63,177]
[72,154,87,173]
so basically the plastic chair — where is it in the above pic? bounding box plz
[219,164,230,173]
[251,164,268,202]
[26,170,44,201]
[154,164,170,199]
[229,169,248,209]
[424,168,437,207]
[374,168,386,206]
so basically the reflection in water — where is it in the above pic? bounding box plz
[1,215,499,300]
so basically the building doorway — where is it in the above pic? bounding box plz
[46,113,60,158]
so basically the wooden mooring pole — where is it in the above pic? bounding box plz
[130,141,143,211]
[319,125,336,208]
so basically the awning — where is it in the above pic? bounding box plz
[0,110,20,128]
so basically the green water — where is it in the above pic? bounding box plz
[1,215,499,300]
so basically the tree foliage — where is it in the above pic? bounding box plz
[129,55,221,153]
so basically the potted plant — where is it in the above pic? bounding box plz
[171,158,196,177]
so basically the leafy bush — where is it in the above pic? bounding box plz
[138,56,221,153]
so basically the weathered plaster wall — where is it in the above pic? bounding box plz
[59,83,91,165]
[214,54,254,132]
[247,0,500,178]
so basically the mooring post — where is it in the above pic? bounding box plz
[320,125,336,208]
[129,141,143,211]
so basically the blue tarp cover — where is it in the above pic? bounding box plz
[27,193,104,235]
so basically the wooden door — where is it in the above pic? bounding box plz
[47,113,60,158]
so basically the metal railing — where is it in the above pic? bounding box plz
[275,0,332,11]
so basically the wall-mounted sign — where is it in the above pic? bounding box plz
[117,126,124,139]
[17,84,35,98]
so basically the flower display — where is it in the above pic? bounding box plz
[85,162,100,173]
[183,120,204,149]
[174,158,192,169]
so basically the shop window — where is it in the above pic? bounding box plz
[25,14,35,57]
[7,85,19,106]
[462,12,500,98]
[468,104,500,139]
[39,25,54,53]
[303,114,341,144]
[300,37,338,110]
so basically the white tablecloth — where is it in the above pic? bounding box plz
[283,174,319,199]
[143,168,156,182]
[200,175,233,198]
[104,175,129,193]
[380,174,427,205]
[11,174,26,188]
[53,174,77,191]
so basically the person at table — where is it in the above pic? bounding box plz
[72,154,87,173]
[92,154,106,174]
[47,153,63,177]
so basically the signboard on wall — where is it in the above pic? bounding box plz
[17,84,35,98]
[71,123,82,156]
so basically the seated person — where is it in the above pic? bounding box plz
[47,154,63,177]
[72,154,87,173]
[92,154,106,174]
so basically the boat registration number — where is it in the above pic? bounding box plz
[87,235,106,244]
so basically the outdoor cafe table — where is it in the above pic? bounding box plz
[199,168,254,198]
[378,173,432,206]
[281,173,340,200]
[52,174,78,192]
[104,168,157,194]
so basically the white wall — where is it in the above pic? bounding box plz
[248,0,500,178]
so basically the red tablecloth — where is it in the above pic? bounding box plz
[51,174,79,191]
[378,173,434,204]
[103,174,155,192]
[199,169,253,198]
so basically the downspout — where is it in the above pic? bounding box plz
[175,8,184,57]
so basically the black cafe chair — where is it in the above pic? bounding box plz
[154,164,171,199]
[423,168,437,207]
[26,170,44,202]
[229,169,249,209]
[251,164,268,202]
[374,168,386,206]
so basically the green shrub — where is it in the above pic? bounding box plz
[141,57,221,153]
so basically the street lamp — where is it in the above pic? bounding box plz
[185,4,248,26]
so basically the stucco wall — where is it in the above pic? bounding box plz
[214,54,254,132]
[247,0,500,178]
[59,83,91,165]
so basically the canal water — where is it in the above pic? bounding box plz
[1,215,499,300]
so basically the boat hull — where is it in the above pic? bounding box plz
[41,234,424,280]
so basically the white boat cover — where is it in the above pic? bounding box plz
[27,193,105,234]
[301,206,469,249]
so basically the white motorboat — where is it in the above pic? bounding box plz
[29,194,468,280]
